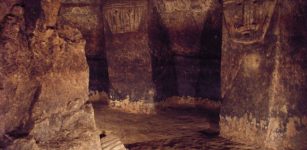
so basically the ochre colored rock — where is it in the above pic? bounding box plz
[59,0,101,55]
[0,5,39,147]
[220,1,307,149]
[104,0,156,111]
[0,0,22,21]
[29,25,101,149]
[152,0,222,98]
[26,2,101,148]
[1,1,102,149]
[154,0,218,55]
[40,0,61,27]
[7,138,40,150]
[59,0,109,92]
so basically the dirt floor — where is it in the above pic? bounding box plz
[94,104,259,150]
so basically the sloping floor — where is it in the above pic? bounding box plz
[94,104,259,150]
[125,134,259,150]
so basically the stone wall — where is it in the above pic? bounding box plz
[58,0,222,105]
[220,0,307,149]
[0,0,102,149]
[152,0,222,99]
[1,0,306,149]
[59,0,109,92]
[0,1,39,146]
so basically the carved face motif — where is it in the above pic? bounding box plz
[223,0,277,44]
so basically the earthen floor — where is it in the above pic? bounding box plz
[94,104,259,150]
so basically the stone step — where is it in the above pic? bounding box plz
[101,135,126,150]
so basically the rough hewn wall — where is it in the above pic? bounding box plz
[59,0,109,92]
[151,0,222,99]
[220,0,307,149]
[58,0,222,105]
[0,1,39,146]
[0,0,102,149]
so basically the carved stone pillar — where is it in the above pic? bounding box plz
[103,0,156,113]
[220,0,307,149]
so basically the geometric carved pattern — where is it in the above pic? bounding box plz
[223,0,277,44]
[104,1,146,34]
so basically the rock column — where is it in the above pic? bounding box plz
[220,1,307,149]
[0,0,102,149]
[103,0,156,114]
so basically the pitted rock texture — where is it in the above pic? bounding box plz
[59,0,109,92]
[0,3,38,147]
[59,0,102,56]
[150,0,222,99]
[28,25,101,148]
[153,0,218,55]
[221,1,307,149]
[58,0,222,101]
[104,0,156,103]
[0,0,22,21]
[40,0,61,27]
[1,1,101,149]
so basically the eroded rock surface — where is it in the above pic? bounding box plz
[0,3,38,147]
[151,0,222,99]
[59,0,109,93]
[27,24,101,149]
[104,0,156,111]
[0,0,22,21]
[220,1,307,149]
[0,0,101,149]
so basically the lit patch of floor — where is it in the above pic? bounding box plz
[94,104,259,150]
[126,134,259,150]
